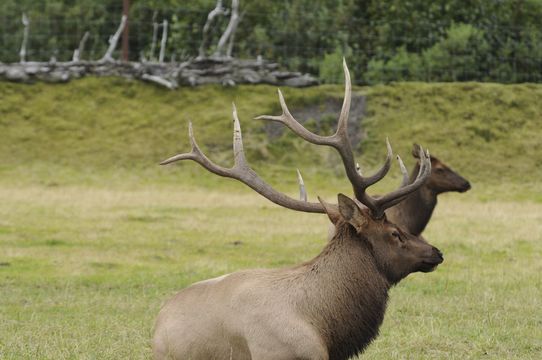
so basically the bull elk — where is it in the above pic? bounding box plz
[386,144,471,236]
[153,60,444,360]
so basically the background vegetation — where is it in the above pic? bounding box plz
[0,78,541,358]
[2,0,542,83]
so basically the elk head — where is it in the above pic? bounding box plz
[329,194,443,284]
[412,143,471,194]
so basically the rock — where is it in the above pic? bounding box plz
[39,70,71,83]
[283,74,319,87]
[238,68,261,83]
[5,66,28,82]
[0,58,318,88]
[272,71,302,79]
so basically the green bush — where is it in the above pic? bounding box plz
[366,46,423,84]
[422,23,489,81]
[319,46,354,84]
[365,23,490,83]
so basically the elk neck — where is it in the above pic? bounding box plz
[388,162,437,235]
[294,222,391,360]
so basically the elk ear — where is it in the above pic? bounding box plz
[317,196,341,225]
[337,193,367,231]
[412,143,422,158]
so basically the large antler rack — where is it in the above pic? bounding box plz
[160,104,326,213]
[255,58,431,219]
[161,59,431,219]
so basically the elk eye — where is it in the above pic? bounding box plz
[435,168,445,173]
[392,230,405,242]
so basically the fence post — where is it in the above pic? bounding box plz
[122,0,130,61]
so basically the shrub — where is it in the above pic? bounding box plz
[365,23,490,83]
[319,46,354,84]
[422,23,489,81]
[366,46,423,84]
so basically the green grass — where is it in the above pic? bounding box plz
[0,79,541,359]
[1,78,541,197]
[362,82,542,195]
[0,186,540,359]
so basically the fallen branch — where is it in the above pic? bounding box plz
[141,73,176,89]
[0,58,318,88]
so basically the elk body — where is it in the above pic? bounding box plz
[153,61,444,360]
[385,145,471,236]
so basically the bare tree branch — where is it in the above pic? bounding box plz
[19,13,29,63]
[72,31,90,62]
[100,15,127,62]
[213,0,240,59]
[149,11,159,61]
[226,9,246,58]
[159,19,168,63]
[198,0,228,59]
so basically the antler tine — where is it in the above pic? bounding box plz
[161,105,325,214]
[336,57,351,135]
[255,60,407,218]
[254,61,355,148]
[160,122,226,172]
[232,103,247,167]
[296,169,307,202]
[255,89,333,146]
[370,146,432,218]
[397,154,410,187]
[361,138,393,188]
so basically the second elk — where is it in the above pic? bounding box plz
[153,60,444,360]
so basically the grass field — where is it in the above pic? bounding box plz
[1,79,541,359]
[1,184,540,359]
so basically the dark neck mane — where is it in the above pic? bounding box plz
[387,162,437,235]
[297,223,391,360]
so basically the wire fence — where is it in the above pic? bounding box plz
[1,2,542,84]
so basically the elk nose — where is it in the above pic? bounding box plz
[461,181,471,192]
[433,247,444,261]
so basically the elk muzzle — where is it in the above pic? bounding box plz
[418,246,444,273]
[458,180,471,192]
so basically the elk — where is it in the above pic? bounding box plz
[385,144,471,236]
[153,60,444,360]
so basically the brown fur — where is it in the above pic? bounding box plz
[386,145,471,235]
[300,222,389,359]
[153,194,443,360]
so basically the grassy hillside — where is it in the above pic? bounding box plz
[363,82,542,201]
[0,78,541,200]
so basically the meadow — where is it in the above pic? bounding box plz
[0,78,541,359]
